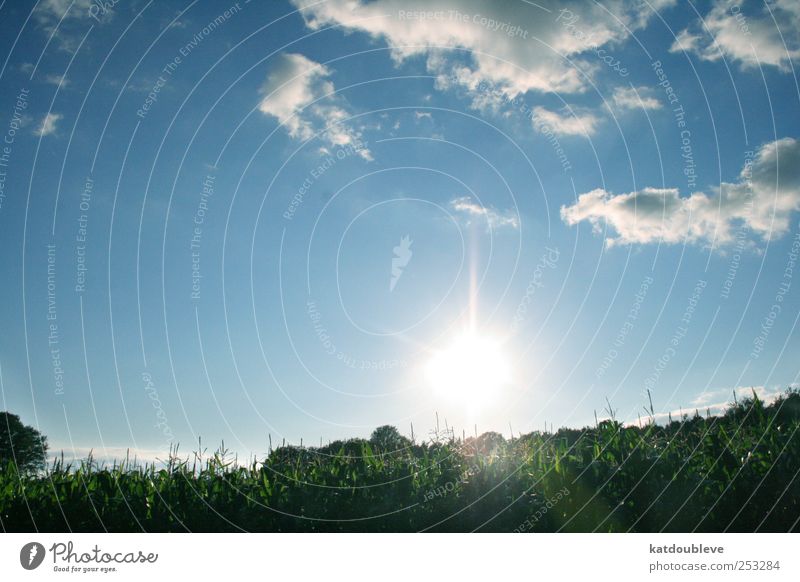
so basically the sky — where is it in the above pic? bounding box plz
[0,0,799,462]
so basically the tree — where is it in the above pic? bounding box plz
[0,412,48,472]
[369,425,409,452]
[474,431,505,455]
[318,438,370,458]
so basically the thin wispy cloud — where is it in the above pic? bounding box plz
[624,386,790,426]
[668,385,785,418]
[49,445,179,467]
[34,0,94,21]
[42,74,69,86]
[35,112,63,137]
[20,63,68,86]
[33,0,105,52]
[450,196,519,230]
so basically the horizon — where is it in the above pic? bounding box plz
[22,383,798,466]
[0,0,799,471]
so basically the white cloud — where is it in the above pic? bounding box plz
[689,385,782,414]
[35,113,63,137]
[49,445,175,466]
[35,0,119,24]
[290,0,673,101]
[532,106,599,137]
[258,53,329,138]
[611,86,661,110]
[450,196,519,230]
[561,137,800,247]
[258,53,372,160]
[670,0,800,70]
[641,385,790,425]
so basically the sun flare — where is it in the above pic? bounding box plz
[425,332,511,407]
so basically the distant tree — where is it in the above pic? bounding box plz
[474,431,505,455]
[318,438,370,458]
[0,412,48,472]
[266,444,313,466]
[369,425,409,452]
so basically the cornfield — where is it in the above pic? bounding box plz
[2,390,799,532]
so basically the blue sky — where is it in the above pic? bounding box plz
[0,0,799,461]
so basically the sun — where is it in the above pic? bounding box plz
[425,331,512,407]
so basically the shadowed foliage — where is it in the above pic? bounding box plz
[369,425,411,453]
[0,412,48,473]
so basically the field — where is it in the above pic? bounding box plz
[2,390,799,532]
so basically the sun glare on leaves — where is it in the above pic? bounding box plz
[425,332,511,409]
